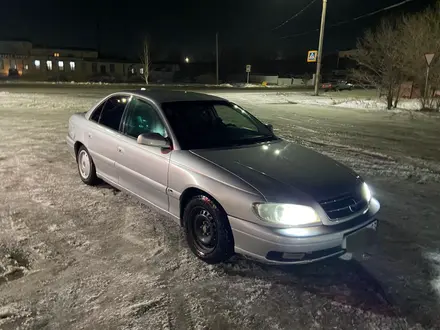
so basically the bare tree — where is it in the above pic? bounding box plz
[350,19,406,110]
[399,2,440,110]
[140,38,152,84]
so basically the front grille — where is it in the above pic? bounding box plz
[319,191,368,221]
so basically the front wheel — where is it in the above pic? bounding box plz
[183,196,234,264]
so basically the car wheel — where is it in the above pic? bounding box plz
[77,146,98,185]
[183,195,234,264]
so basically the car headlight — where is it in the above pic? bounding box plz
[253,203,321,226]
[361,182,372,202]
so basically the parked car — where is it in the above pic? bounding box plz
[67,90,380,264]
[321,80,354,91]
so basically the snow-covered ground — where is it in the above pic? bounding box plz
[0,89,439,329]
[213,91,423,112]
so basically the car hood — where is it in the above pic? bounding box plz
[191,140,361,202]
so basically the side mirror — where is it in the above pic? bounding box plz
[266,124,274,133]
[137,133,171,149]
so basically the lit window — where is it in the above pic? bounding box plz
[46,61,53,71]
[70,61,75,71]
[53,52,60,57]
[140,68,144,75]
[24,64,29,70]
[34,60,41,69]
[130,67,135,74]
[58,61,64,71]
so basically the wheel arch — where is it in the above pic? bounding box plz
[179,187,227,226]
[74,141,85,160]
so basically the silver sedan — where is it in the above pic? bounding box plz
[67,90,380,264]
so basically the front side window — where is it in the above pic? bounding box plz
[123,98,166,138]
[162,101,277,150]
[97,95,129,131]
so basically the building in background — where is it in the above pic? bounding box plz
[0,40,180,82]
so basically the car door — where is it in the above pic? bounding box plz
[116,97,171,212]
[86,94,129,184]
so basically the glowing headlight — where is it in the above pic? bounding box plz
[361,182,372,202]
[253,203,321,226]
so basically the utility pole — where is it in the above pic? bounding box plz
[216,32,219,85]
[314,0,328,96]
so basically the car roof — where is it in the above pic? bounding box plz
[124,89,227,104]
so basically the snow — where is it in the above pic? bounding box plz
[0,87,439,329]
[334,98,421,111]
[211,91,424,112]
[425,252,440,296]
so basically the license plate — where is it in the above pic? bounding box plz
[343,220,378,252]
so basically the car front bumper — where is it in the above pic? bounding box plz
[229,198,380,265]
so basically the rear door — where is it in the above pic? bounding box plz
[87,94,129,184]
[116,97,171,212]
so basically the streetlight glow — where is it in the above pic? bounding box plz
[185,57,190,63]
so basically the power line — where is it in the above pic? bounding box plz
[272,0,318,31]
[280,0,416,39]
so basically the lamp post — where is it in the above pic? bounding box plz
[216,32,219,85]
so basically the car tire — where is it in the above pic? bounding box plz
[183,195,234,264]
[77,145,99,186]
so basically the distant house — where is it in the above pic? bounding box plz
[0,40,180,82]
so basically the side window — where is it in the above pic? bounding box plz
[123,98,167,139]
[214,104,258,131]
[98,95,129,131]
[90,102,104,122]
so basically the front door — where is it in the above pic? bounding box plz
[116,97,171,212]
[86,95,129,184]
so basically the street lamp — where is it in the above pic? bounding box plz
[185,57,190,63]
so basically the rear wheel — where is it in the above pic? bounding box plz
[183,195,234,264]
[77,146,98,185]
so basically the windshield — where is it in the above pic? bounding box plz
[161,101,278,150]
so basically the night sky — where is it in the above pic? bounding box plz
[1,0,437,61]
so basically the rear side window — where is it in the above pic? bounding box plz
[97,95,129,131]
[90,103,104,122]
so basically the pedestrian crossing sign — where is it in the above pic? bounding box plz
[307,50,318,63]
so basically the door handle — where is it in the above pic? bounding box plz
[117,146,124,153]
